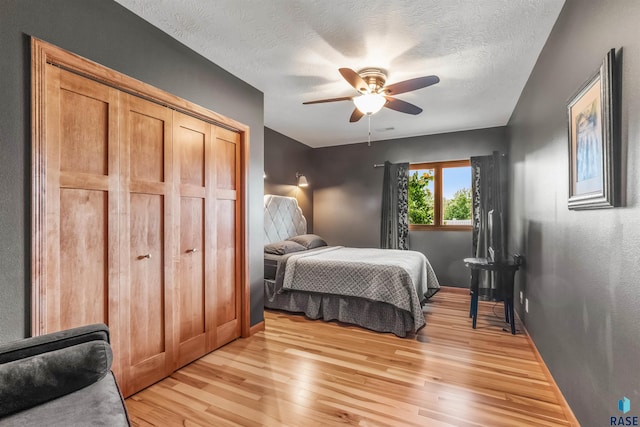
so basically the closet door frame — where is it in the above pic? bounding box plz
[31,38,251,342]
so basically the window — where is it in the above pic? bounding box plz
[408,160,472,230]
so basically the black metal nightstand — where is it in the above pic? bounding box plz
[464,257,521,334]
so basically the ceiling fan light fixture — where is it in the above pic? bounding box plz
[353,93,386,115]
[304,67,438,122]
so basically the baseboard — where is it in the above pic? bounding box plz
[249,320,265,336]
[439,285,469,294]
[518,317,581,426]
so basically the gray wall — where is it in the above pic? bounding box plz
[312,127,507,287]
[0,0,265,342]
[507,0,640,424]
[264,127,314,231]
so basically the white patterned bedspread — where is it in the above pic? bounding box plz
[281,246,440,332]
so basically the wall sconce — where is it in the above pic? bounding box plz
[296,172,308,187]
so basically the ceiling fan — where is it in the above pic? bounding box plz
[303,68,440,122]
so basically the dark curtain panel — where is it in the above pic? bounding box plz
[471,151,508,295]
[380,161,409,249]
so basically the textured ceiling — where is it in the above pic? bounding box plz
[114,0,565,148]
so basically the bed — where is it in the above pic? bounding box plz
[263,194,440,337]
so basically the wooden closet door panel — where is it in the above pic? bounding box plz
[42,66,119,345]
[58,89,108,176]
[213,127,242,347]
[129,194,165,363]
[130,112,165,183]
[119,93,174,396]
[178,197,205,341]
[174,112,214,367]
[216,200,236,324]
[58,189,108,328]
[180,135,205,187]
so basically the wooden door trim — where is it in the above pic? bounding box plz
[240,128,251,337]
[31,37,49,334]
[31,38,251,339]
[248,320,264,336]
[32,38,248,133]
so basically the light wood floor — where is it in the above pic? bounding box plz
[125,287,578,426]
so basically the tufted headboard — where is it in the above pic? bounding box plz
[264,195,307,245]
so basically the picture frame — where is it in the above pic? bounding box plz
[567,48,619,210]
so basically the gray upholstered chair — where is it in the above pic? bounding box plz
[0,323,130,426]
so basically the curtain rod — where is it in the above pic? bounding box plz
[374,153,505,168]
[373,161,433,168]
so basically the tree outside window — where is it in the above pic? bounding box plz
[408,169,434,225]
[408,160,472,230]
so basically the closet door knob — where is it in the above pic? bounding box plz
[138,254,152,260]
[186,248,198,254]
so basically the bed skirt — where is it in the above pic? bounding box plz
[264,279,421,337]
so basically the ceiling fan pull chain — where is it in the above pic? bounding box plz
[368,114,372,147]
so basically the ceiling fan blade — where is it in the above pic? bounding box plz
[349,108,365,123]
[339,68,370,93]
[303,96,353,105]
[382,75,439,96]
[384,97,423,115]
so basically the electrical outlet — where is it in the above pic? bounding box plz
[525,298,529,313]
[520,291,523,304]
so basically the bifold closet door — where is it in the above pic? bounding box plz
[173,112,216,368]
[118,93,175,396]
[34,39,248,399]
[213,126,242,348]
[41,65,121,374]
